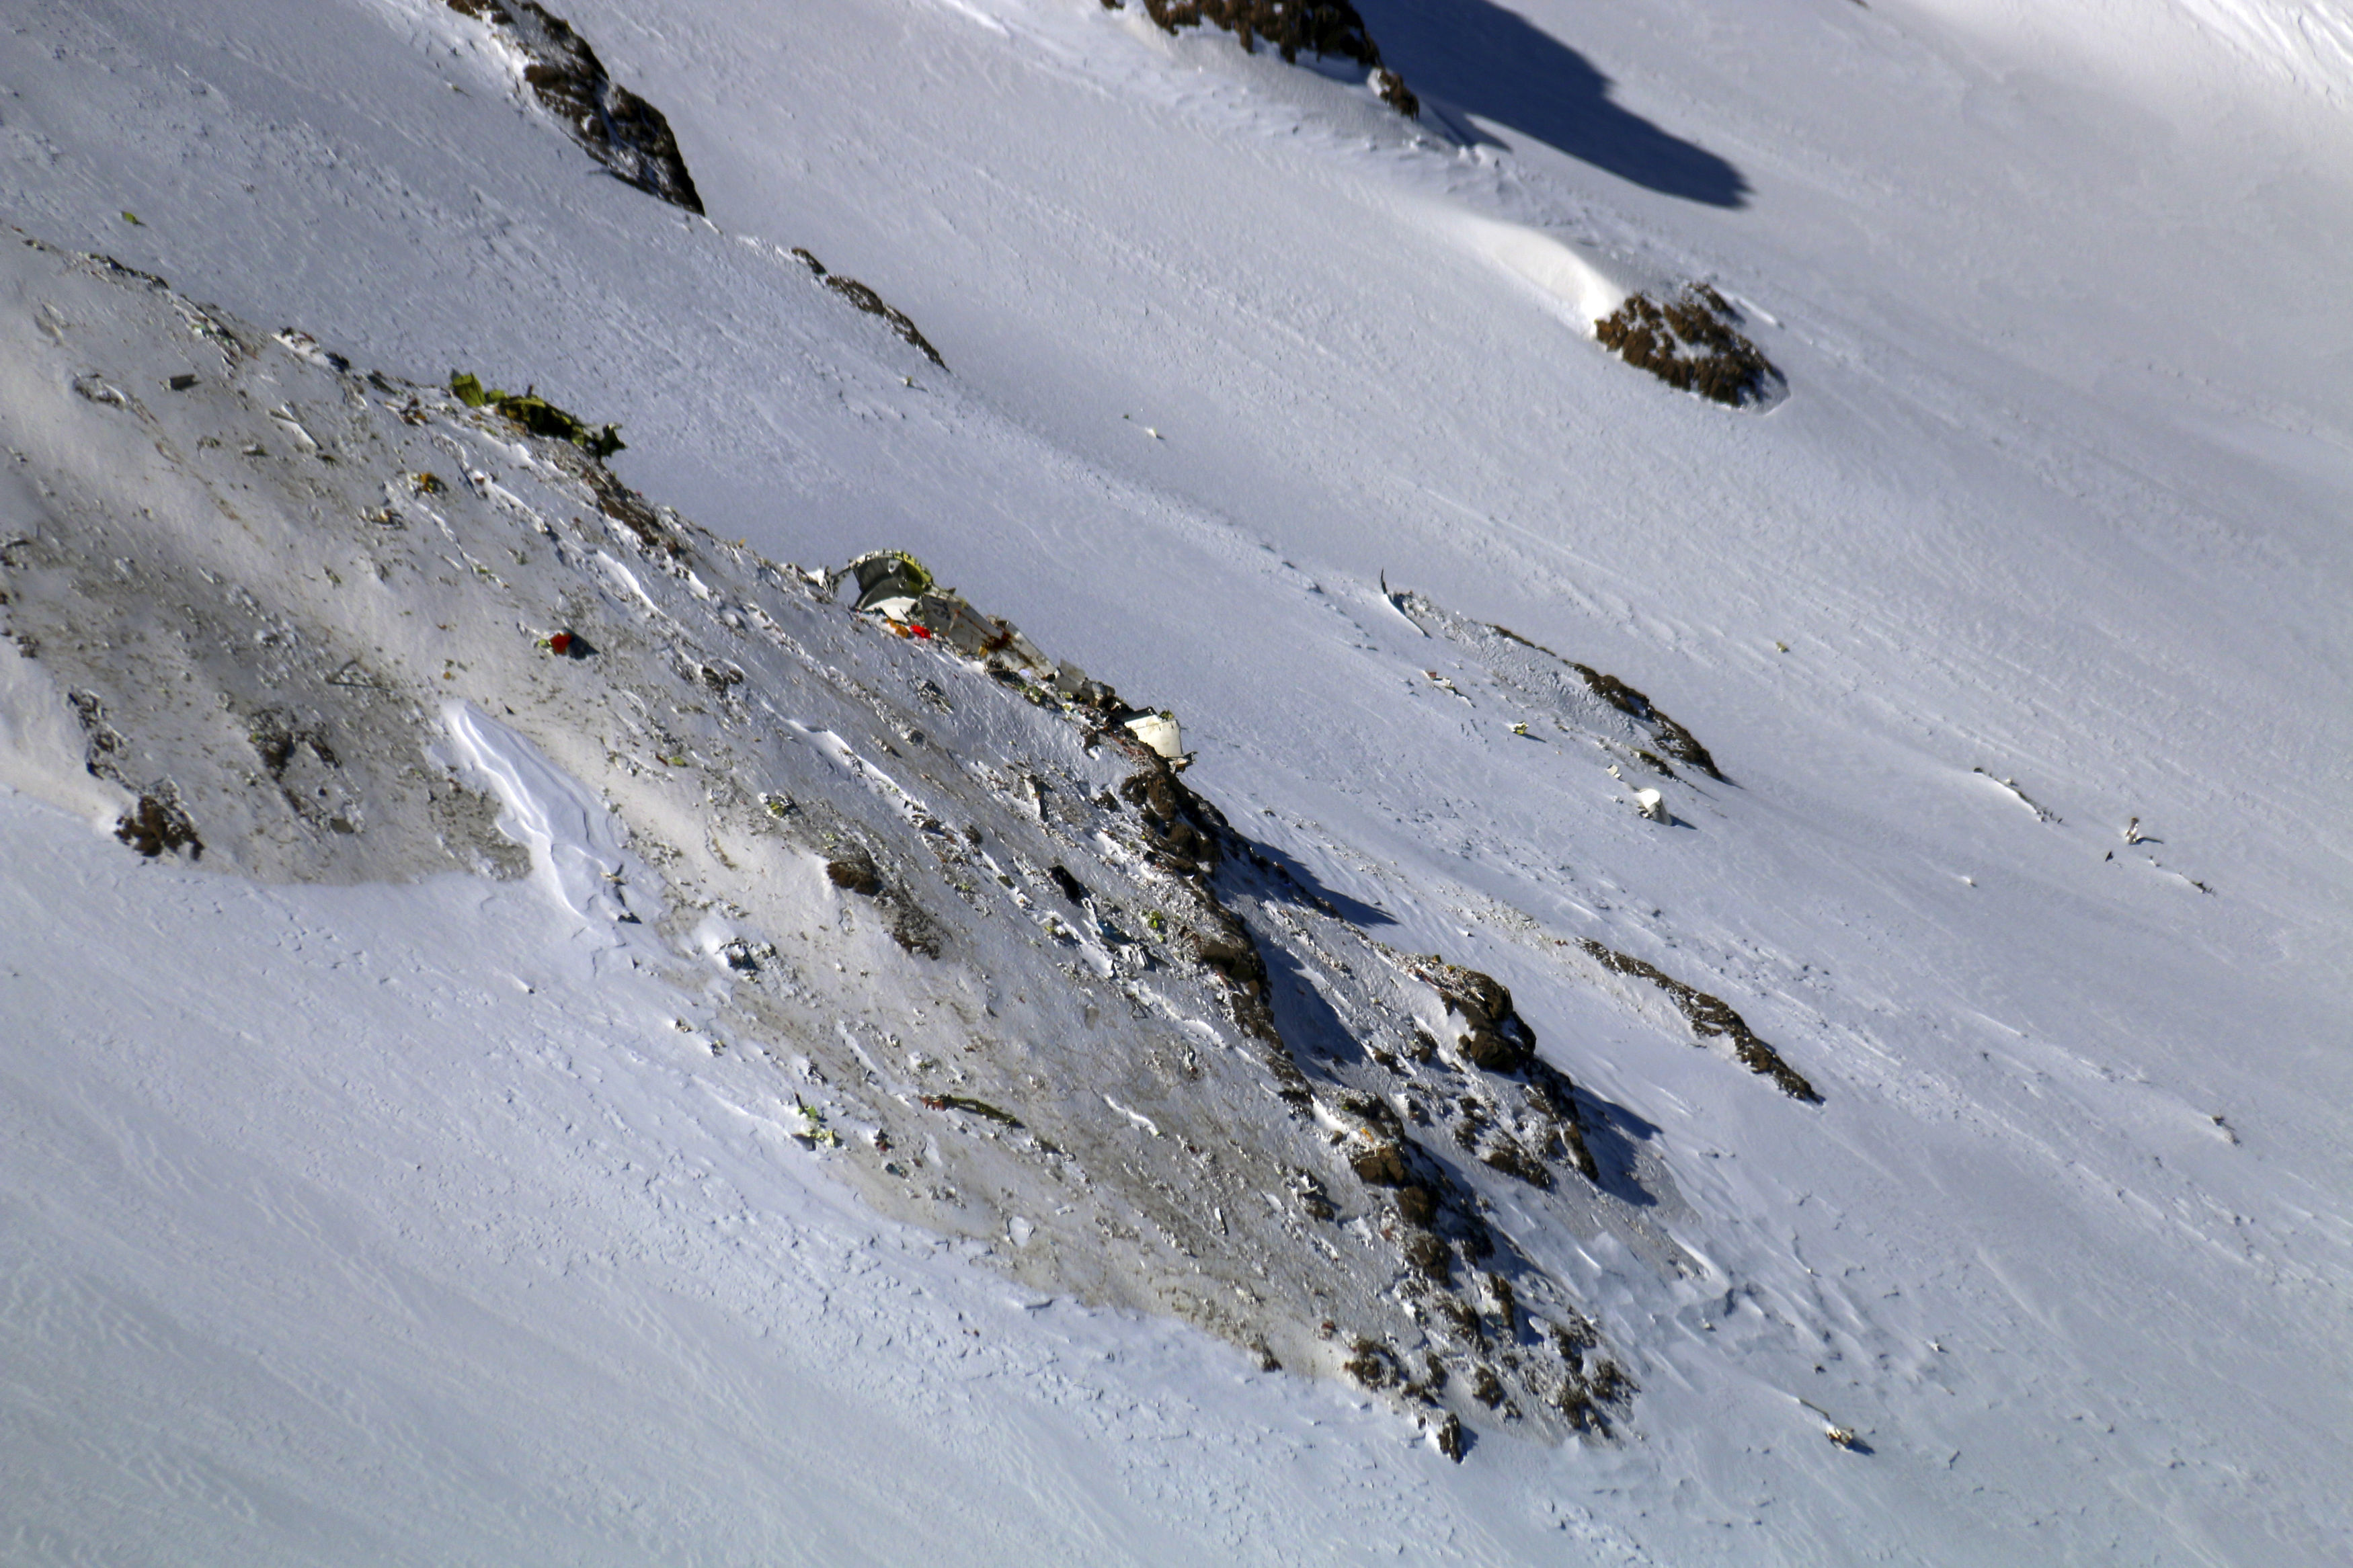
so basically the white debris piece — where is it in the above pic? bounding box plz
[1123,710,1183,759]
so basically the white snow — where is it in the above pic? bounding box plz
[442,700,647,930]
[1448,209,1628,332]
[0,784,1623,1565]
[1,0,2348,1561]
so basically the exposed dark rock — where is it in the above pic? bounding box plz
[1478,1134,1552,1189]
[1341,1335,1396,1389]
[67,689,127,780]
[1047,862,1090,906]
[1594,283,1776,408]
[1372,69,1419,118]
[1519,1059,1598,1181]
[1391,583,1728,784]
[1548,1314,1598,1359]
[1120,758,1222,876]
[1394,1182,1438,1228]
[822,275,946,369]
[1402,1229,1452,1279]
[1394,954,1603,1182]
[885,895,944,958]
[1118,751,1314,1100]
[826,845,884,895]
[249,709,337,779]
[15,223,1654,1451]
[920,1094,1024,1127]
[247,708,360,833]
[1121,1,1419,118]
[1403,955,1538,1073]
[1580,939,1821,1102]
[824,843,943,956]
[580,461,685,559]
[444,1,705,213]
[785,249,947,368]
[1291,1169,1337,1221]
[1480,1270,1517,1335]
[68,691,206,858]
[1349,1137,1409,1186]
[115,786,201,859]
[1562,662,1724,781]
[1476,616,1726,782]
[1191,921,1272,1028]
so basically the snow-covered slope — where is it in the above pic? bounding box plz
[1,230,1673,1448]
[2,0,2348,1562]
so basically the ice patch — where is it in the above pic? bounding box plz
[442,702,648,927]
[1103,1094,1161,1137]
[0,638,127,825]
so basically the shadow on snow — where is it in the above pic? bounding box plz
[1363,0,1750,208]
[1257,935,1661,1208]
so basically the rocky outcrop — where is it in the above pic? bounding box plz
[1579,940,1821,1102]
[1,226,1650,1463]
[787,249,947,369]
[1593,284,1776,409]
[1386,581,1730,786]
[445,0,704,213]
[1393,952,1599,1182]
[1110,1,1419,118]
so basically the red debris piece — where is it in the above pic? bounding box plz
[547,630,573,656]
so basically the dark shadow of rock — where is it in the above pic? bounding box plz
[1259,930,1660,1211]
[1236,835,1397,928]
[1359,0,1749,207]
[1259,933,1373,1067]
[1566,1084,1660,1208]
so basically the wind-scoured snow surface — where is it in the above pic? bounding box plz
[2,0,2349,1563]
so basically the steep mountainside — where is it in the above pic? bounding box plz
[1,0,2347,1563]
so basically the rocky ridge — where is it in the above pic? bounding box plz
[0,229,1832,1452]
